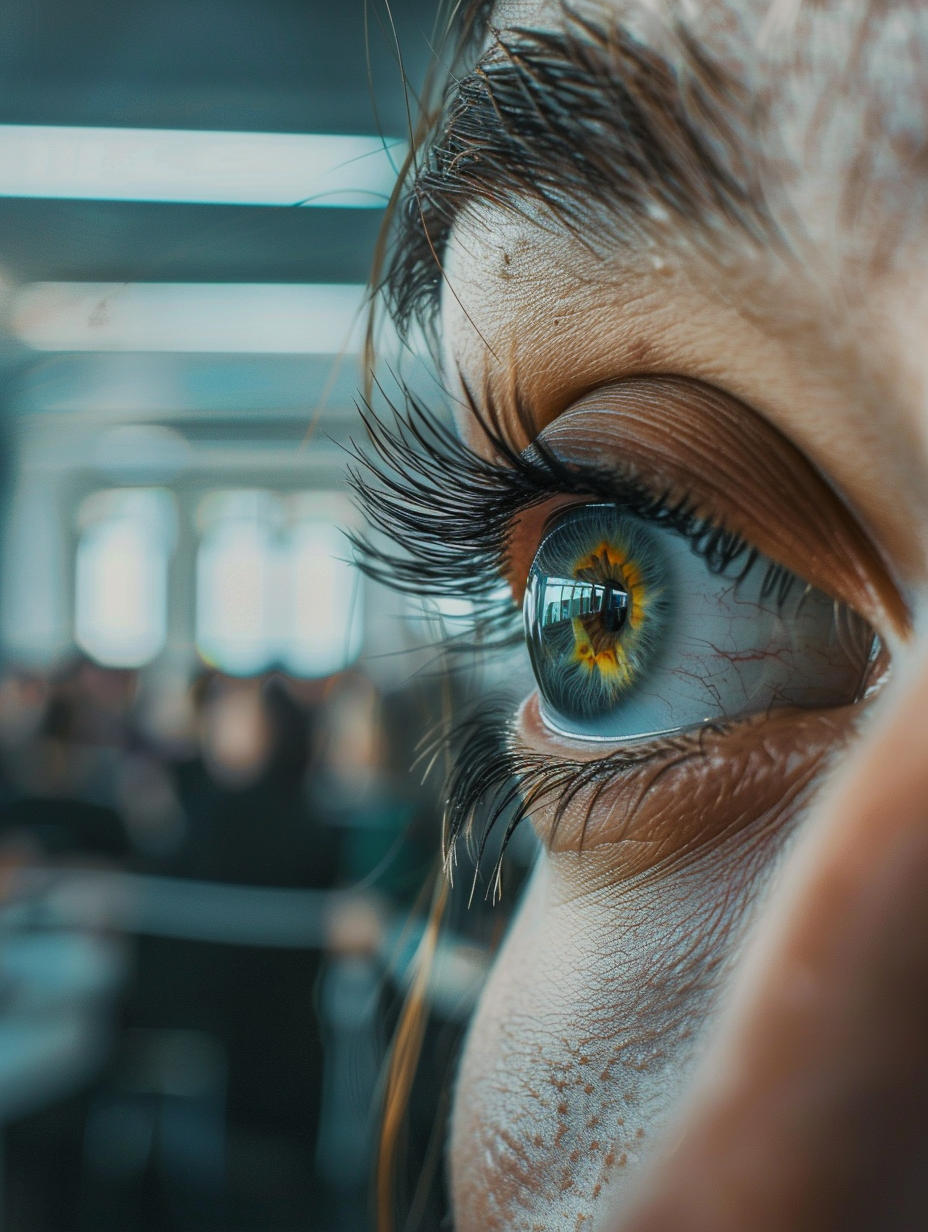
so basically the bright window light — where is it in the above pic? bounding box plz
[0,125,402,207]
[281,521,363,678]
[13,282,368,354]
[196,492,279,676]
[195,492,365,678]
[75,489,176,668]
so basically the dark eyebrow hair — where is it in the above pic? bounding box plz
[382,12,772,347]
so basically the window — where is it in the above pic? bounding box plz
[195,492,278,677]
[195,491,363,678]
[281,518,363,678]
[75,489,176,668]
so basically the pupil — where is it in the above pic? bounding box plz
[601,582,629,634]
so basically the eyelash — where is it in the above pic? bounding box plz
[349,383,795,622]
[347,382,785,894]
[427,700,727,901]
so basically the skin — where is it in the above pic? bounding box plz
[426,2,928,1229]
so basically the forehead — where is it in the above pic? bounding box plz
[410,0,928,334]
[425,0,928,581]
[436,0,928,372]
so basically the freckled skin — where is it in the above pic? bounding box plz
[436,1,928,1229]
[451,710,843,1228]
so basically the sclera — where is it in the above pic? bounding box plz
[523,505,874,743]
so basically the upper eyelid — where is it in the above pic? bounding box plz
[519,381,910,640]
[350,373,909,658]
[352,390,797,651]
[348,387,740,647]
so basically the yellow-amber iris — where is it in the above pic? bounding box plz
[570,540,653,685]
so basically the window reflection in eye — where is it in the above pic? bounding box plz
[524,503,875,742]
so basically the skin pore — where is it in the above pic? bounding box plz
[391,2,928,1230]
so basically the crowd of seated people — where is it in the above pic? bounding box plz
[0,657,452,1231]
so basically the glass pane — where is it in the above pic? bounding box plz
[280,521,363,678]
[75,490,173,668]
[196,501,278,676]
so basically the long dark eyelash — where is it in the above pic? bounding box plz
[347,378,759,653]
[427,696,720,901]
[347,377,755,883]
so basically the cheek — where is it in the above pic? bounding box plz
[449,831,792,1231]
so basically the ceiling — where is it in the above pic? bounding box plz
[0,0,438,286]
[0,0,446,445]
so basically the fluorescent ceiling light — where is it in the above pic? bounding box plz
[0,125,403,207]
[13,282,370,353]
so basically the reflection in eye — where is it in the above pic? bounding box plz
[524,504,875,742]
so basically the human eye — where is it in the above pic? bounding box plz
[350,374,904,881]
[524,501,873,743]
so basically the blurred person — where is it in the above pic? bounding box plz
[0,671,48,760]
[197,674,274,794]
[0,659,135,860]
[357,1,928,1229]
[0,670,47,821]
[309,672,440,901]
[114,752,187,862]
[170,671,338,887]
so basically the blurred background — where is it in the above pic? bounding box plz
[0,3,537,1229]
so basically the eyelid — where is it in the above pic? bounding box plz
[502,377,910,643]
[516,692,858,873]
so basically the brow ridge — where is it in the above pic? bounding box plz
[385,13,771,342]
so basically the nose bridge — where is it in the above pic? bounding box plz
[615,635,928,1232]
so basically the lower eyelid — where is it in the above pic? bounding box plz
[517,693,858,878]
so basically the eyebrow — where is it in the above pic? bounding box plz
[384,13,773,343]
